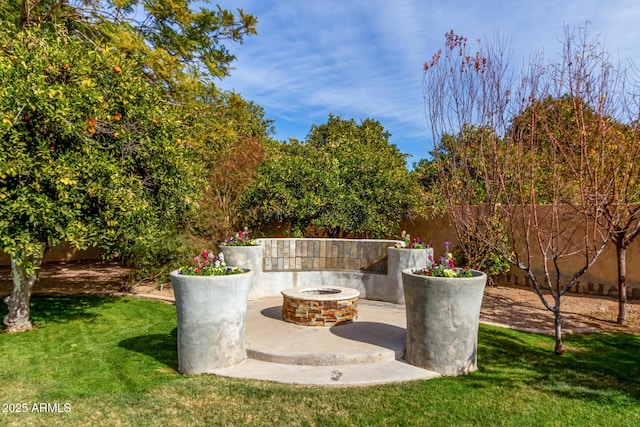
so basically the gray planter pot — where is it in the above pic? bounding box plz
[219,245,263,299]
[402,268,487,376]
[387,247,433,304]
[170,269,253,374]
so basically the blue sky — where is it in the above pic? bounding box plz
[214,0,640,166]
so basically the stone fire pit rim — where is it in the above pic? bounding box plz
[280,286,360,301]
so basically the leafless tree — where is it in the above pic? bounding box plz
[423,25,636,353]
[598,77,640,324]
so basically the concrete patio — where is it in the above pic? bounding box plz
[209,297,440,386]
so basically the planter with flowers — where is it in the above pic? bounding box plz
[387,232,434,304]
[401,243,487,376]
[219,229,263,299]
[170,251,253,374]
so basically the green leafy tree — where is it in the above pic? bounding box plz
[240,115,422,238]
[0,26,201,332]
[239,138,322,236]
[1,0,264,270]
[187,92,275,240]
[3,1,257,83]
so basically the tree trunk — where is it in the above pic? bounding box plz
[3,248,44,333]
[553,308,563,355]
[616,238,627,325]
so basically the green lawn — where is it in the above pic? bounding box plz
[0,295,639,426]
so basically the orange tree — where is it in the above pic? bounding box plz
[239,115,423,238]
[3,0,257,83]
[1,1,265,277]
[0,26,202,332]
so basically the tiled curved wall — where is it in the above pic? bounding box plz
[258,239,394,273]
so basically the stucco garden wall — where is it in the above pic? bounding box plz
[0,243,102,266]
[401,211,640,300]
[4,208,636,300]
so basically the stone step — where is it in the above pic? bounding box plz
[209,358,439,386]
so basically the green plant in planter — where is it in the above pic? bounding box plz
[221,228,257,246]
[412,242,472,278]
[178,251,243,276]
[394,231,430,249]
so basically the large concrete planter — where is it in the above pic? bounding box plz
[170,269,253,374]
[402,268,487,376]
[219,245,263,299]
[387,247,433,304]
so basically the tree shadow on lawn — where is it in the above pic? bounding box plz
[118,328,178,371]
[0,294,180,369]
[0,295,118,328]
[472,325,640,402]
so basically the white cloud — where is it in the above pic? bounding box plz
[215,0,640,161]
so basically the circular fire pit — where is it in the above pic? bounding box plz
[281,286,359,326]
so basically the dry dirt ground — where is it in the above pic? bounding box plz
[1,261,639,335]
